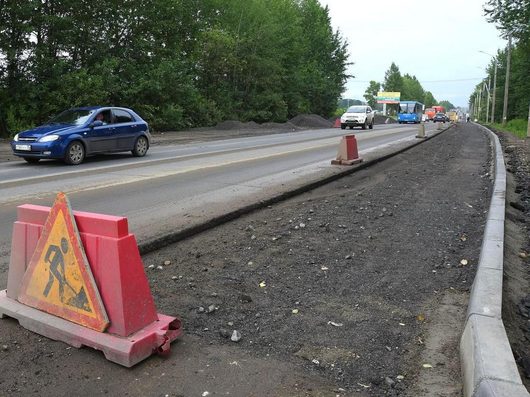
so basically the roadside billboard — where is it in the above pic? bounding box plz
[377,92,400,104]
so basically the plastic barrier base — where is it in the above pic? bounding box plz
[0,290,182,367]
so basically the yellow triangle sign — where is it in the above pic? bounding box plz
[18,192,109,332]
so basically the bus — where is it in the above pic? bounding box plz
[398,101,424,124]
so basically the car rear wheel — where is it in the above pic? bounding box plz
[132,136,149,157]
[64,141,85,165]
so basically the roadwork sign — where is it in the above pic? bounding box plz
[17,192,109,332]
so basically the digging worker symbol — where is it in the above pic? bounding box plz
[42,237,91,312]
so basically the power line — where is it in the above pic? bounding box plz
[349,77,484,84]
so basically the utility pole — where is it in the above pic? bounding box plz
[527,103,530,138]
[479,50,499,123]
[486,79,490,123]
[491,61,497,123]
[477,87,482,121]
[502,34,511,125]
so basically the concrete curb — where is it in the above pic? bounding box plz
[460,124,529,397]
[138,125,451,254]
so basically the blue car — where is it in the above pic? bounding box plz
[11,106,151,165]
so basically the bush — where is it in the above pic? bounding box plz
[491,119,528,139]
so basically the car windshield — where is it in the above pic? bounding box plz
[346,106,366,113]
[48,109,94,125]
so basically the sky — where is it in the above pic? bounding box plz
[318,0,507,107]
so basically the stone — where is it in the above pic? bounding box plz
[231,330,242,342]
[219,329,231,339]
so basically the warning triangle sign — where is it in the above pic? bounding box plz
[18,192,109,332]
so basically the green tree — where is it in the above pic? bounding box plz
[382,62,403,114]
[438,100,456,111]
[363,81,381,108]
[484,0,530,42]
[383,62,403,93]
[423,91,437,108]
[0,0,351,136]
[401,74,425,102]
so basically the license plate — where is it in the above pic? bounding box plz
[15,144,31,151]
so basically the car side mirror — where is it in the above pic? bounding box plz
[90,120,103,128]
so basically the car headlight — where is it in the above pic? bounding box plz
[13,133,19,141]
[39,134,60,142]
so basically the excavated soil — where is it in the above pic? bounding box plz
[143,123,491,396]
[492,128,530,386]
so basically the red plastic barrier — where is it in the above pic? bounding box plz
[331,134,363,165]
[1,201,182,367]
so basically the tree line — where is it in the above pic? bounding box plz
[470,0,530,124]
[0,0,349,136]
[362,62,455,113]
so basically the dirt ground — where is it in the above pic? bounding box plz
[3,122,526,396]
[145,123,492,396]
[493,128,530,386]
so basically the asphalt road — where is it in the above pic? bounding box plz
[0,123,437,289]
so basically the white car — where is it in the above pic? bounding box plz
[340,105,375,130]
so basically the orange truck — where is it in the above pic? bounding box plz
[424,108,436,121]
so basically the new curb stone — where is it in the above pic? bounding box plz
[460,125,529,397]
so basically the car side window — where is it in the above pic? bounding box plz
[112,109,134,124]
[95,110,112,124]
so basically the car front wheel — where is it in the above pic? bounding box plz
[369,119,374,129]
[64,141,85,165]
[132,136,149,157]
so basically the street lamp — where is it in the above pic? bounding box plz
[478,50,498,123]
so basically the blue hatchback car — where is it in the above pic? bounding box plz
[11,106,151,165]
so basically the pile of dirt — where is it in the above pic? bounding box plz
[213,114,332,132]
[289,114,333,128]
[214,120,262,130]
[261,121,299,130]
[374,115,397,125]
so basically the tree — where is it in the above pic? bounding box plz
[438,100,456,111]
[363,81,381,108]
[0,0,351,136]
[401,74,425,102]
[382,62,403,114]
[383,62,403,93]
[423,91,437,108]
[484,0,530,42]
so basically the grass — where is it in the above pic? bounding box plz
[483,118,529,139]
